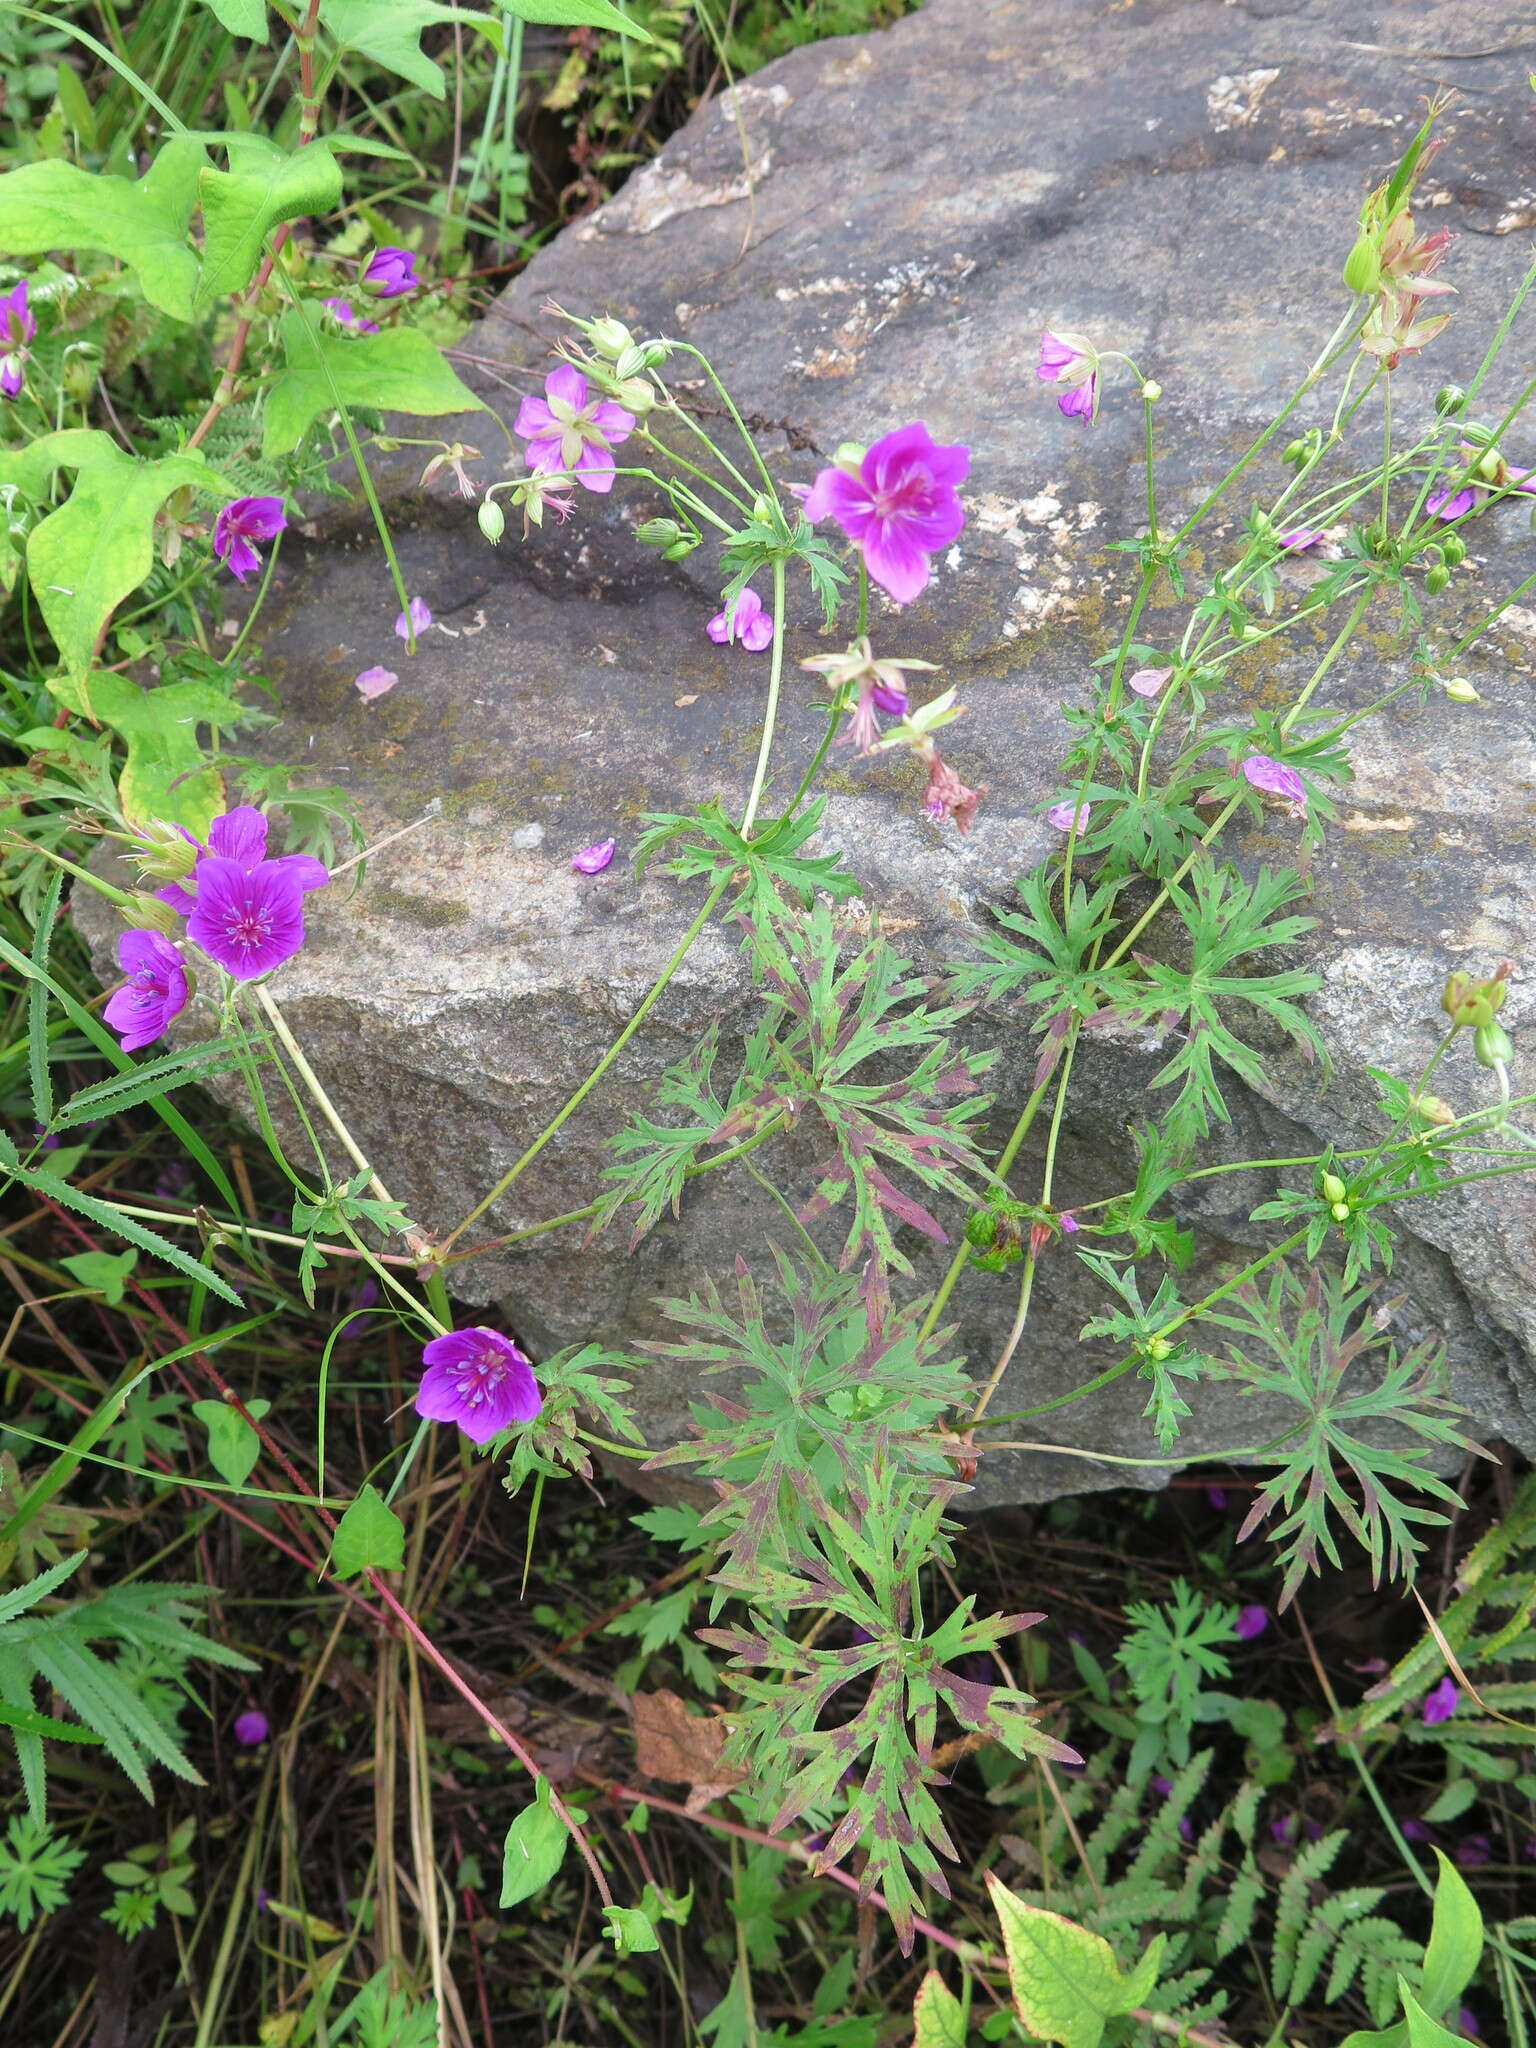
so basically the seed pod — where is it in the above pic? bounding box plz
[1342,232,1382,294]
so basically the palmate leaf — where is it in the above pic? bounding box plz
[1096,859,1327,1153]
[700,1458,1072,1954]
[589,1023,747,1248]
[644,1252,969,1577]
[1204,1267,1481,1606]
[632,797,859,913]
[732,900,996,1273]
[501,1343,640,1494]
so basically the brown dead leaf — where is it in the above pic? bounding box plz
[630,1688,744,1813]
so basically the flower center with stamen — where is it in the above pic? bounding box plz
[450,1347,510,1413]
[226,908,273,951]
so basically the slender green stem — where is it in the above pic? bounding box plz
[436,872,733,1252]
[739,556,789,838]
[1279,584,1374,734]
[1142,389,1158,543]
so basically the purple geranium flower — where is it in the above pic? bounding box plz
[513,364,634,495]
[1206,1486,1228,1510]
[571,838,616,875]
[233,1709,269,1746]
[0,279,34,400]
[707,586,775,651]
[362,246,419,299]
[1242,754,1307,811]
[103,929,190,1053]
[1423,1675,1459,1725]
[1234,1604,1269,1641]
[1455,1836,1491,1870]
[1037,330,1100,425]
[322,296,380,335]
[1046,800,1091,832]
[186,858,309,982]
[802,421,969,605]
[156,807,328,916]
[1401,1817,1433,1842]
[414,1328,542,1445]
[213,496,287,582]
[395,595,433,640]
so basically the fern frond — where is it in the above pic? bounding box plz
[1271,1829,1347,1996]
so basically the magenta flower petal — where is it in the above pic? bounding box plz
[1234,1604,1269,1641]
[544,363,590,411]
[395,596,432,639]
[1129,666,1172,698]
[1280,529,1326,552]
[1241,754,1307,808]
[802,422,969,605]
[571,838,616,875]
[233,1709,269,1746]
[1046,801,1090,831]
[186,857,308,981]
[208,806,269,867]
[274,853,330,893]
[355,665,398,700]
[513,394,556,439]
[1422,1676,1459,1725]
[103,929,189,1052]
[860,523,932,605]
[1428,485,1479,522]
[801,464,869,530]
[573,442,617,493]
[415,1328,542,1445]
[523,434,568,477]
[1037,330,1085,381]
[1057,377,1097,423]
[588,400,636,438]
[707,587,775,649]
[0,280,35,351]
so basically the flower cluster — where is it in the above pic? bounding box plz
[103,807,330,1052]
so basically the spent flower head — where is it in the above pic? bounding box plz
[213,497,286,582]
[419,442,481,499]
[1037,329,1100,424]
[707,586,775,651]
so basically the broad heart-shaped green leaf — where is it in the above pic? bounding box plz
[196,135,343,307]
[0,153,202,319]
[262,306,487,457]
[0,433,239,688]
[318,0,504,97]
[986,1874,1165,2048]
[47,669,240,834]
[499,1774,568,1907]
[500,0,656,36]
[331,1484,404,1578]
[191,1398,269,1488]
[196,0,269,37]
[60,1248,138,1306]
[912,1970,966,2047]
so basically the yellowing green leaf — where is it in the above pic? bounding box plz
[46,669,239,834]
[986,1874,1164,2048]
[0,434,238,686]
[196,135,344,307]
[318,0,503,98]
[913,1969,966,2047]
[499,1775,568,1907]
[262,306,486,457]
[0,156,202,319]
[331,1484,404,1578]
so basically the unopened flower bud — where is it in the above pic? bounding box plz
[1330,1200,1351,1223]
[612,376,654,415]
[1425,564,1451,594]
[121,893,185,936]
[1321,1172,1348,1205]
[477,498,506,544]
[1146,1335,1173,1362]
[1414,1093,1455,1126]
[1461,421,1498,448]
[128,821,197,884]
[832,441,867,477]
[1435,384,1467,417]
[1141,379,1162,404]
[1342,231,1382,295]
[634,517,684,549]
[1442,675,1480,704]
[589,316,634,361]
[1282,437,1309,467]
[1440,533,1467,567]
[663,532,701,560]
[1473,1019,1514,1069]
[964,1209,999,1249]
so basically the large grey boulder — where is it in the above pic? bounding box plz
[117,0,1536,1501]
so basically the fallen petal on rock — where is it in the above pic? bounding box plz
[355,666,399,700]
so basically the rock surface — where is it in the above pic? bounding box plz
[105,0,1536,1502]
